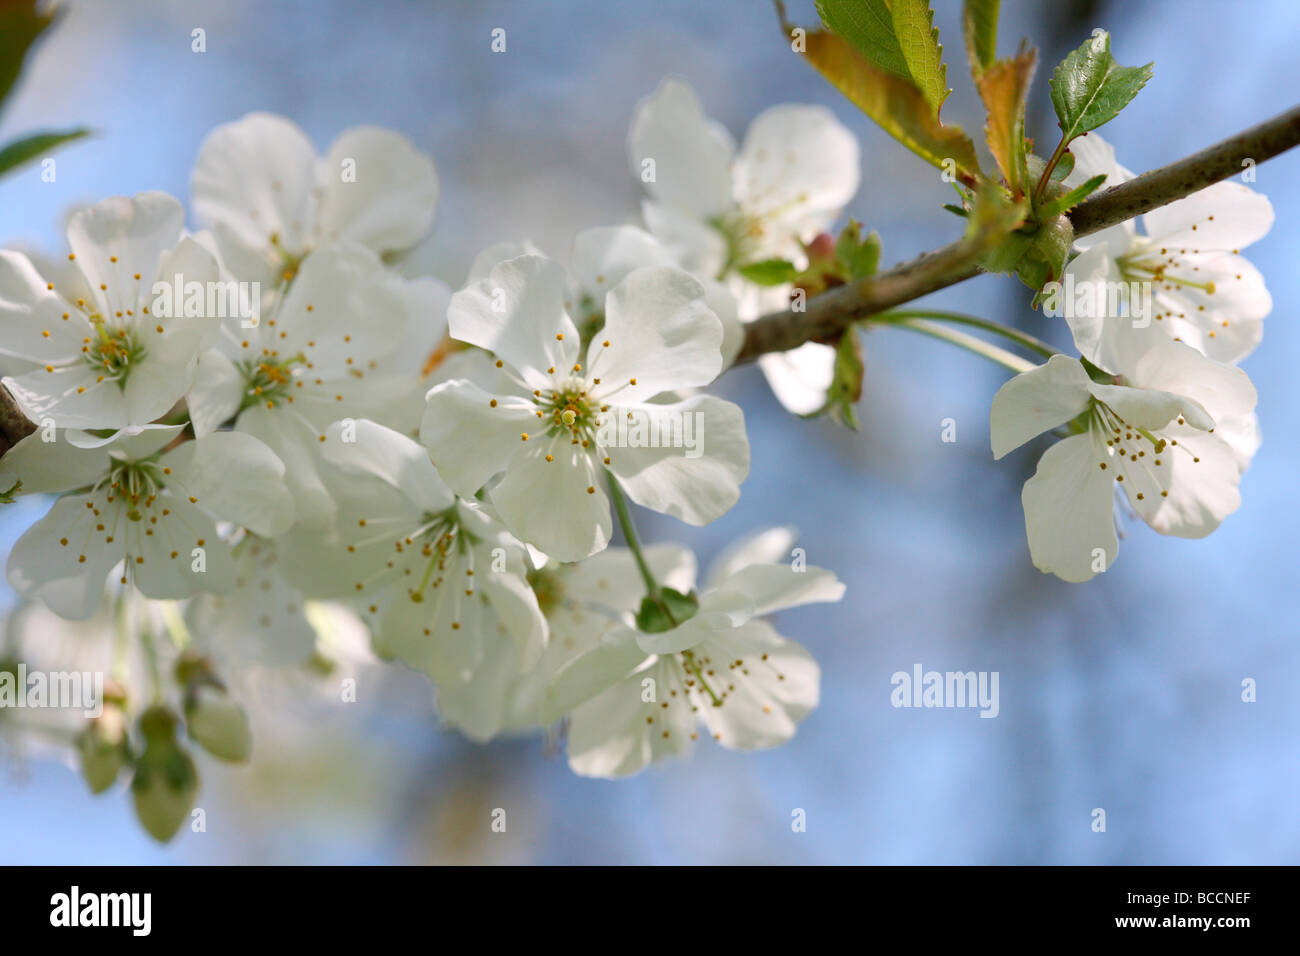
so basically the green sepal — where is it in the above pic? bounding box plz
[635,588,698,634]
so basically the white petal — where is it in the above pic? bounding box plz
[420,379,537,497]
[989,354,1093,459]
[447,254,578,389]
[587,267,722,402]
[6,494,120,619]
[542,627,647,723]
[1021,431,1119,582]
[570,226,676,301]
[316,126,438,254]
[710,562,844,618]
[705,527,798,585]
[0,430,111,495]
[272,243,409,368]
[3,364,132,429]
[131,496,235,600]
[561,543,697,612]
[237,404,335,527]
[66,192,185,317]
[628,78,735,219]
[757,342,837,415]
[567,658,694,778]
[604,395,748,526]
[1063,132,1134,188]
[1124,333,1257,424]
[1142,181,1273,252]
[1151,253,1269,364]
[322,417,453,514]
[163,431,294,536]
[734,104,859,237]
[697,620,819,750]
[641,200,728,278]
[1121,423,1242,538]
[491,441,611,562]
[465,240,544,282]
[191,113,317,261]
[187,349,244,438]
[0,251,91,363]
[1088,381,1204,430]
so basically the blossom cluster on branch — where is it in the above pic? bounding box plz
[0,0,1289,842]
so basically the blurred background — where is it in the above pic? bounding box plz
[0,0,1296,864]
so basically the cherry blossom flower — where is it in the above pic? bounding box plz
[422,253,749,562]
[3,427,293,618]
[185,242,443,526]
[628,78,860,413]
[192,112,438,285]
[991,326,1258,582]
[544,529,842,777]
[1062,133,1273,364]
[0,193,221,430]
[278,419,547,741]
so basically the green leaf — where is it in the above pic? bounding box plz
[737,258,799,286]
[834,220,882,279]
[1049,30,1152,143]
[809,328,866,429]
[1037,173,1106,219]
[1048,150,1074,183]
[801,26,981,181]
[974,45,1036,191]
[0,0,55,111]
[962,0,1000,75]
[816,0,950,113]
[0,128,91,179]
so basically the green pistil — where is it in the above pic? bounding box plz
[407,508,464,603]
[682,650,722,707]
[540,386,598,440]
[105,459,165,518]
[1118,255,1217,294]
[1135,426,1167,453]
[239,353,305,410]
[85,323,147,387]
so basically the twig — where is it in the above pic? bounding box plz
[736,104,1300,363]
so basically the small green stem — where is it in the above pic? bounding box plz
[1035,135,1070,204]
[871,309,1059,360]
[884,319,1038,374]
[136,615,164,706]
[605,473,658,597]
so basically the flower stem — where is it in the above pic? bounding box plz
[1034,134,1070,204]
[605,473,658,596]
[870,309,1059,360]
[883,319,1038,374]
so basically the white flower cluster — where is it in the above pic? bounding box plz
[992,134,1271,582]
[0,82,855,792]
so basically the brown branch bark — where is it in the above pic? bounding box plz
[735,103,1300,363]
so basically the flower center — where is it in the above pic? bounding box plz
[84,323,147,386]
[240,353,305,409]
[537,379,600,441]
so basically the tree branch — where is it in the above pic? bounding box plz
[736,103,1300,363]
